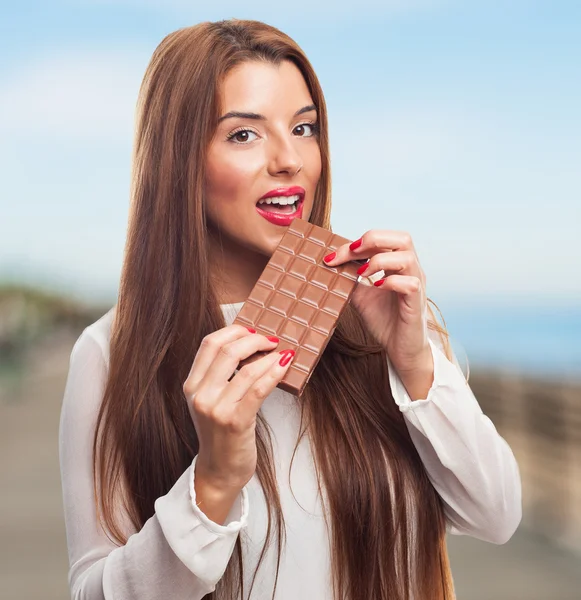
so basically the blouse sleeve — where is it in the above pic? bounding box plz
[385,329,522,545]
[58,330,249,599]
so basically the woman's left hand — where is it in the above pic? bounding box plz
[322,229,433,378]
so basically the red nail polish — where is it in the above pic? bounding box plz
[245,327,256,333]
[373,278,386,287]
[267,336,280,343]
[349,238,362,251]
[357,262,369,275]
[279,349,295,366]
[323,251,336,263]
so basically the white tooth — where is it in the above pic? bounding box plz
[258,194,300,206]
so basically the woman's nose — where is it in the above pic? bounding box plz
[266,136,303,177]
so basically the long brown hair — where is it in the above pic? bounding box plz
[94,19,457,600]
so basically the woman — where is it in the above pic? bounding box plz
[59,19,522,600]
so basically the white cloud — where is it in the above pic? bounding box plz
[330,111,459,179]
[0,51,148,142]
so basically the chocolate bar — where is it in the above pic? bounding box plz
[232,218,364,396]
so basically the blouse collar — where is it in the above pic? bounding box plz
[220,301,245,326]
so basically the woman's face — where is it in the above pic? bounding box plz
[205,59,322,257]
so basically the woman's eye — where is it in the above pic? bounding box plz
[293,123,317,137]
[228,129,258,144]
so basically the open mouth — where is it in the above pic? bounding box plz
[256,194,302,214]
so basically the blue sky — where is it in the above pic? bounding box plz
[1,0,580,308]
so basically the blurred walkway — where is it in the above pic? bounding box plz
[1,331,580,600]
[448,530,581,599]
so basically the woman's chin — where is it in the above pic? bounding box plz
[262,237,281,257]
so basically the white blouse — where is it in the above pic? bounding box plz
[59,301,522,599]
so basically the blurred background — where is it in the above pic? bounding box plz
[1,1,580,598]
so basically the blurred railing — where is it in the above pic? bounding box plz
[0,284,107,401]
[469,370,581,554]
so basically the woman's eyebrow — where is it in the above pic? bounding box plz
[218,104,317,123]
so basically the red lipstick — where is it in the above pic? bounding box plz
[259,185,305,200]
[256,186,306,226]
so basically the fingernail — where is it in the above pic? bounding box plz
[349,238,362,251]
[246,327,256,333]
[267,336,280,343]
[323,251,336,263]
[279,349,295,366]
[357,262,369,275]
[373,278,386,287]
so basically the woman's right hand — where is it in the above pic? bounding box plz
[183,324,295,493]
